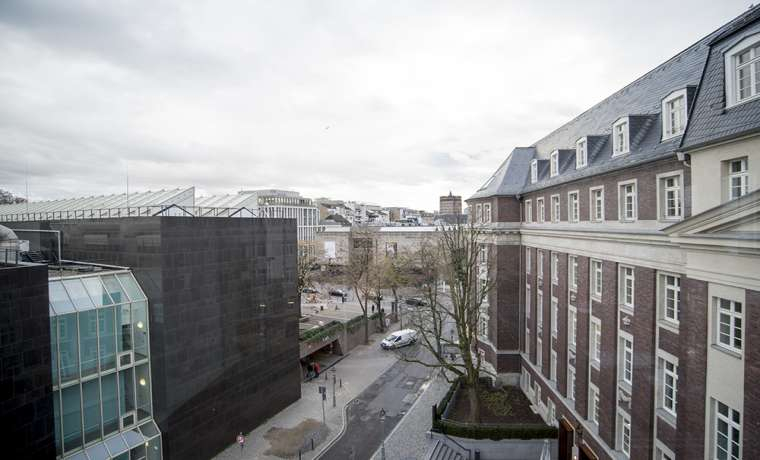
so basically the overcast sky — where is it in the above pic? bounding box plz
[0,0,751,210]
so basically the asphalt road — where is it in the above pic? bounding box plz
[318,343,435,460]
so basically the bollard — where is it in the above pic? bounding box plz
[340,378,342,388]
[311,438,314,450]
[299,449,302,460]
[474,449,481,460]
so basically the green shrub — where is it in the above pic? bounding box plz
[437,420,557,440]
[299,321,342,343]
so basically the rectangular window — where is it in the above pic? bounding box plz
[658,356,678,417]
[526,248,531,273]
[618,411,632,457]
[526,328,531,357]
[589,384,600,424]
[537,250,544,279]
[613,119,630,155]
[714,400,741,460]
[569,256,578,291]
[590,187,605,222]
[551,195,560,223]
[619,181,637,221]
[576,138,587,168]
[591,317,601,367]
[663,93,687,138]
[537,198,545,223]
[526,284,531,320]
[568,306,577,350]
[568,191,579,223]
[531,159,538,183]
[537,337,543,367]
[476,204,483,223]
[619,335,633,385]
[483,203,491,223]
[727,158,749,200]
[525,199,532,223]
[551,253,559,284]
[537,292,544,334]
[550,350,557,382]
[715,297,743,353]
[591,260,603,299]
[567,366,576,401]
[550,151,559,177]
[620,266,635,310]
[479,244,488,265]
[658,173,682,220]
[659,274,681,325]
[735,43,760,103]
[551,298,558,338]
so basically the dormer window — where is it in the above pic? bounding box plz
[662,89,687,139]
[725,33,760,107]
[613,118,630,156]
[550,151,559,177]
[531,159,538,183]
[576,138,587,169]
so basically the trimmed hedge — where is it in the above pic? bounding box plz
[299,320,342,343]
[432,379,557,441]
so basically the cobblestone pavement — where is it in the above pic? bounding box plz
[369,372,450,460]
[213,326,400,460]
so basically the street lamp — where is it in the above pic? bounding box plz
[379,408,387,460]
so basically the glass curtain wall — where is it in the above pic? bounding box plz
[48,271,161,459]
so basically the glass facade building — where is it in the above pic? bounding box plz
[49,270,162,460]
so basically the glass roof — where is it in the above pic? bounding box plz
[49,272,146,316]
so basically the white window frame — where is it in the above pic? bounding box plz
[550,194,560,223]
[618,179,638,222]
[726,157,749,200]
[475,203,483,223]
[483,203,492,223]
[550,150,559,177]
[537,197,545,223]
[576,137,588,169]
[526,247,531,274]
[590,186,605,222]
[567,365,576,401]
[569,255,578,292]
[619,265,635,312]
[537,250,544,279]
[591,316,601,368]
[526,284,531,320]
[568,191,579,223]
[657,272,681,328]
[589,383,600,425]
[617,410,632,457]
[714,296,743,354]
[568,305,577,351]
[536,336,543,368]
[525,199,532,223]
[619,332,634,387]
[657,351,678,419]
[526,327,531,358]
[612,117,630,156]
[537,291,544,334]
[661,89,688,140]
[724,32,760,108]
[713,399,742,460]
[551,297,558,338]
[550,349,557,382]
[531,159,538,183]
[655,441,676,460]
[551,252,559,284]
[656,171,683,221]
[591,259,603,300]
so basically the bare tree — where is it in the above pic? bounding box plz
[345,227,377,344]
[401,222,494,422]
[296,241,317,295]
[0,189,27,205]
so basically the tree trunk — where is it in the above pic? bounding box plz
[467,383,481,423]
[363,314,369,344]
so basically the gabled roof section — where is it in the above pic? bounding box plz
[468,147,535,200]
[681,5,760,151]
[664,189,760,239]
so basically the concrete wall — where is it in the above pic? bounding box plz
[689,135,760,214]
[0,263,55,458]
[32,217,300,460]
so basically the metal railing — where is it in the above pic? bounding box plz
[1,247,21,265]
[0,205,271,222]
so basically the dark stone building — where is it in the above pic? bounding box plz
[0,261,55,458]
[6,217,301,460]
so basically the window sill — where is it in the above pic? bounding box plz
[591,360,600,371]
[656,408,677,428]
[619,305,634,316]
[591,295,602,303]
[726,92,760,110]
[711,343,743,360]
[658,217,683,224]
[618,380,633,394]
[618,218,638,223]
[658,319,679,334]
[661,132,684,142]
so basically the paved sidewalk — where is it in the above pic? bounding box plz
[370,372,451,460]
[213,326,400,460]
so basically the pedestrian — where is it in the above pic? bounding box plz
[314,362,320,377]
[306,362,313,379]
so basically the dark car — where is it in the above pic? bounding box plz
[329,289,347,297]
[405,297,427,307]
[302,287,318,294]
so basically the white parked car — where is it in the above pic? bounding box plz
[381,329,418,349]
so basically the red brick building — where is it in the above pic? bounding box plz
[467,7,760,460]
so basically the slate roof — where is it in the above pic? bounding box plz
[469,8,753,200]
[680,5,760,151]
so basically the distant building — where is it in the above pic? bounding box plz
[439,191,462,215]
[316,225,439,266]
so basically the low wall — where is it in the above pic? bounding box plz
[430,432,557,460]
